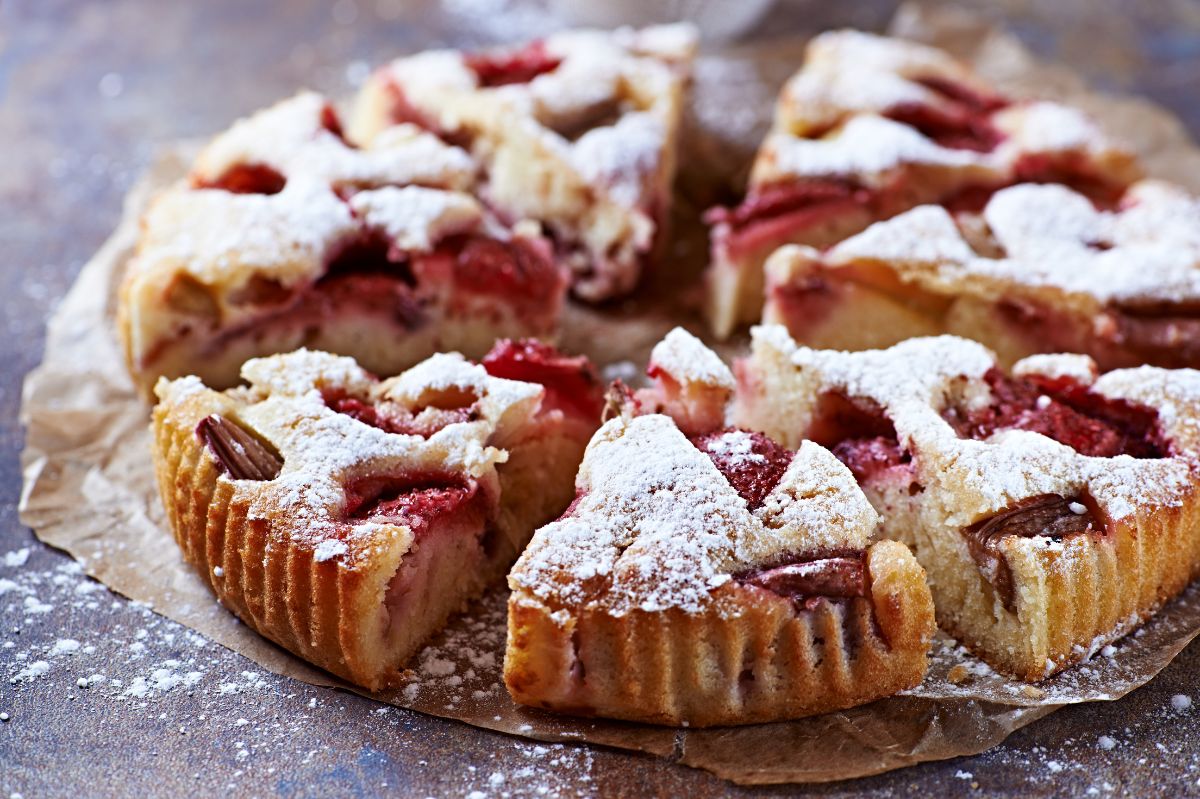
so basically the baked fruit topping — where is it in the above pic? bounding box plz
[119,91,568,398]
[349,25,697,301]
[763,180,1200,370]
[151,343,601,690]
[734,324,1200,681]
[706,30,1142,338]
[504,328,936,725]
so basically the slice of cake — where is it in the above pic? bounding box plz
[762,180,1200,370]
[120,91,566,398]
[504,329,935,725]
[733,324,1200,681]
[151,340,602,690]
[349,25,697,301]
[705,30,1141,338]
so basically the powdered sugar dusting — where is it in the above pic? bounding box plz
[510,412,877,615]
[648,327,734,389]
[160,347,548,559]
[823,181,1200,306]
[742,325,1196,524]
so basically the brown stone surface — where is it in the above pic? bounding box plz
[3,1,1200,796]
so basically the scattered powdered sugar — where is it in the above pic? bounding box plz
[169,346,541,558]
[704,430,765,466]
[743,324,1196,523]
[1172,694,1193,711]
[510,412,876,615]
[570,111,664,210]
[3,548,31,568]
[312,539,348,563]
[824,181,1200,306]
[765,115,994,184]
[194,90,475,191]
[647,327,734,389]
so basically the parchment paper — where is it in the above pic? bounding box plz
[19,4,1200,785]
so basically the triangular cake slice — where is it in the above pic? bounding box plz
[763,180,1200,370]
[152,340,602,690]
[733,324,1200,681]
[505,329,935,725]
[349,25,696,301]
[705,30,1141,338]
[120,91,566,398]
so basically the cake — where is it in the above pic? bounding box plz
[119,91,567,398]
[151,340,602,690]
[504,329,936,725]
[349,25,696,301]
[762,180,1200,370]
[705,30,1142,338]
[733,324,1200,681]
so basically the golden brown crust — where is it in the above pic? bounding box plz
[504,540,934,726]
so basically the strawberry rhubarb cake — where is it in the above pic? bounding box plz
[505,329,936,725]
[120,91,566,398]
[705,30,1141,338]
[349,25,696,301]
[151,340,602,690]
[763,180,1200,370]
[734,325,1200,681]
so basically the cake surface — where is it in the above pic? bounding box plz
[504,329,936,725]
[120,91,567,398]
[151,340,601,690]
[763,179,1200,370]
[350,25,696,301]
[733,325,1200,680]
[705,30,1141,338]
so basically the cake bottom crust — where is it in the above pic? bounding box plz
[504,540,936,726]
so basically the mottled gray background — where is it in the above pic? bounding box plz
[4,1,1200,796]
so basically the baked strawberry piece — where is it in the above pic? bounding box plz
[706,30,1141,338]
[119,91,567,398]
[505,329,935,725]
[349,25,697,301]
[151,341,601,690]
[763,180,1200,370]
[734,324,1200,681]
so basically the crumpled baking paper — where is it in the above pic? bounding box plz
[19,4,1200,785]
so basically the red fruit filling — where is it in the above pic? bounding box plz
[964,493,1102,611]
[439,234,561,307]
[464,40,562,87]
[344,472,477,527]
[735,553,868,611]
[1012,153,1128,209]
[1111,302,1200,369]
[805,392,913,484]
[691,429,794,510]
[706,179,870,259]
[323,390,474,438]
[944,368,1168,458]
[482,339,603,420]
[883,76,1008,153]
[196,163,287,195]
